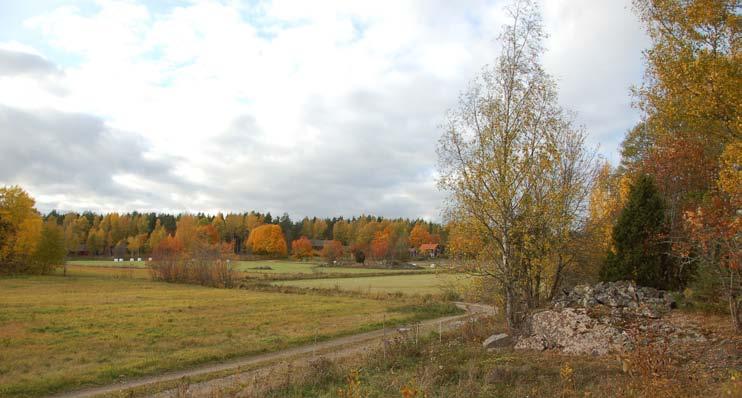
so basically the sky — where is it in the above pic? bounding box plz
[0,0,650,220]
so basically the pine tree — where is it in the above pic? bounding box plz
[600,174,673,289]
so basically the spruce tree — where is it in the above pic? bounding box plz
[600,174,673,289]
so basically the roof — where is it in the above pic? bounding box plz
[419,243,439,251]
[310,239,330,247]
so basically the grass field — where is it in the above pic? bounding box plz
[234,260,418,274]
[57,265,152,279]
[0,275,440,397]
[272,273,466,295]
[66,260,147,268]
[65,259,422,275]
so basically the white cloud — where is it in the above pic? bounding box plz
[0,0,648,218]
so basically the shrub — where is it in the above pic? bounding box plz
[322,240,343,262]
[353,249,366,264]
[149,236,236,287]
[291,236,313,260]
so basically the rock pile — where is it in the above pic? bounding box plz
[552,280,675,316]
[512,281,704,356]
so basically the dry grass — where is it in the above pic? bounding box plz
[271,273,468,296]
[257,312,741,398]
[0,274,436,397]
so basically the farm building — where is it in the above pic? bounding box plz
[419,243,443,258]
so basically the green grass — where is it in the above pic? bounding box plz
[272,273,467,295]
[0,274,438,397]
[57,265,152,279]
[66,260,147,268]
[65,259,419,275]
[234,260,418,275]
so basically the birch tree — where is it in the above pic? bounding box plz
[437,0,594,330]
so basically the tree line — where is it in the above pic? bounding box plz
[1,187,446,274]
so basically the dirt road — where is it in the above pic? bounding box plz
[51,302,495,398]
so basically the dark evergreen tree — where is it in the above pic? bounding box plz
[600,174,674,289]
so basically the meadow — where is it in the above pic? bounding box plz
[66,259,147,268]
[234,260,420,274]
[272,273,467,295]
[65,259,423,275]
[0,271,443,397]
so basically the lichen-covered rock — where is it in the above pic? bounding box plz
[514,308,631,356]
[514,281,701,356]
[553,281,675,316]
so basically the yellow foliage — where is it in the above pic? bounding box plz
[718,141,741,199]
[13,216,42,259]
[246,224,287,256]
[0,186,43,269]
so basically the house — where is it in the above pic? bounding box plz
[419,243,443,258]
[310,239,330,250]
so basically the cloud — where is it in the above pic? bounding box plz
[0,0,649,219]
[0,104,191,212]
[0,47,59,77]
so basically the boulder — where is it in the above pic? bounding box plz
[553,281,675,316]
[514,308,630,356]
[482,333,512,349]
[515,281,701,356]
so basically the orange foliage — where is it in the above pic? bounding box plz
[152,235,184,260]
[321,240,343,262]
[197,224,219,245]
[246,224,287,257]
[409,223,432,248]
[291,236,313,259]
[370,231,390,261]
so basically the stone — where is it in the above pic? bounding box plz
[514,308,630,356]
[516,281,702,357]
[483,333,512,349]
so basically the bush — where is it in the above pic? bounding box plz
[149,236,236,287]
[353,249,365,264]
[291,236,313,260]
[322,240,343,262]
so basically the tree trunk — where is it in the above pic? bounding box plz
[730,296,740,334]
[548,255,565,301]
[504,285,516,331]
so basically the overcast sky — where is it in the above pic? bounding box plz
[0,0,649,220]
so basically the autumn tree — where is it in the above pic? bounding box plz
[175,215,199,254]
[370,230,390,262]
[629,0,740,269]
[322,240,344,263]
[35,219,67,275]
[246,224,287,257]
[224,213,247,253]
[409,223,433,248]
[149,235,185,282]
[332,220,352,244]
[437,0,595,329]
[682,142,741,332]
[0,186,43,273]
[291,236,313,260]
[446,220,484,260]
[86,227,105,256]
[126,235,145,258]
[312,218,328,239]
[197,224,219,245]
[147,219,167,253]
